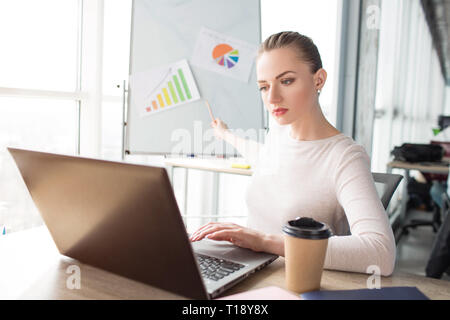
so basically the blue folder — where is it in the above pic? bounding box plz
[301,287,429,300]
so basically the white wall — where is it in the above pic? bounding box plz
[260,0,340,125]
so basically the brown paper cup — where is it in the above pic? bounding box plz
[282,217,332,293]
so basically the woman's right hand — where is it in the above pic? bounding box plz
[211,118,229,140]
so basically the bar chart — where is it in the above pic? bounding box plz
[140,59,200,116]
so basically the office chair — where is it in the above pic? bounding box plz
[400,207,442,235]
[400,180,443,236]
[425,191,450,279]
[372,172,403,210]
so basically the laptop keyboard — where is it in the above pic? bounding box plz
[196,254,245,282]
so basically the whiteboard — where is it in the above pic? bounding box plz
[126,0,265,156]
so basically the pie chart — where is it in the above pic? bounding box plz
[212,43,239,69]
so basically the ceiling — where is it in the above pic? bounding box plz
[422,0,450,86]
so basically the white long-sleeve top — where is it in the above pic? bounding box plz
[236,124,396,276]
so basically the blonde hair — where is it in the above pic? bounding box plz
[258,31,323,74]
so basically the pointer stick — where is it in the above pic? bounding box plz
[205,100,215,122]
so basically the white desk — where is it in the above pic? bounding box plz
[164,157,252,220]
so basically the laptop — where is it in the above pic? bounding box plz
[8,147,277,299]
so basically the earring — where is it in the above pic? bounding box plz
[317,90,321,96]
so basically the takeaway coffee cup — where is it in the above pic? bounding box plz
[282,217,333,293]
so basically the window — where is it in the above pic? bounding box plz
[371,0,447,174]
[0,98,79,232]
[0,0,80,233]
[0,0,79,91]
[101,0,132,161]
[370,0,447,217]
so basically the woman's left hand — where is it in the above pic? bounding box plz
[189,222,267,253]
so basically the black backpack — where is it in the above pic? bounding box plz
[391,143,444,163]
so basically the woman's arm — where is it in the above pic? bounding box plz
[212,119,262,164]
[326,145,396,276]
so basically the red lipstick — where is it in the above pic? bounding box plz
[272,108,288,117]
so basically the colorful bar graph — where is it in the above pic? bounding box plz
[173,75,185,101]
[162,88,172,106]
[178,68,192,99]
[168,81,178,104]
[157,94,165,107]
[140,60,200,116]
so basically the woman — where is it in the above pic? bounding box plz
[190,31,396,276]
